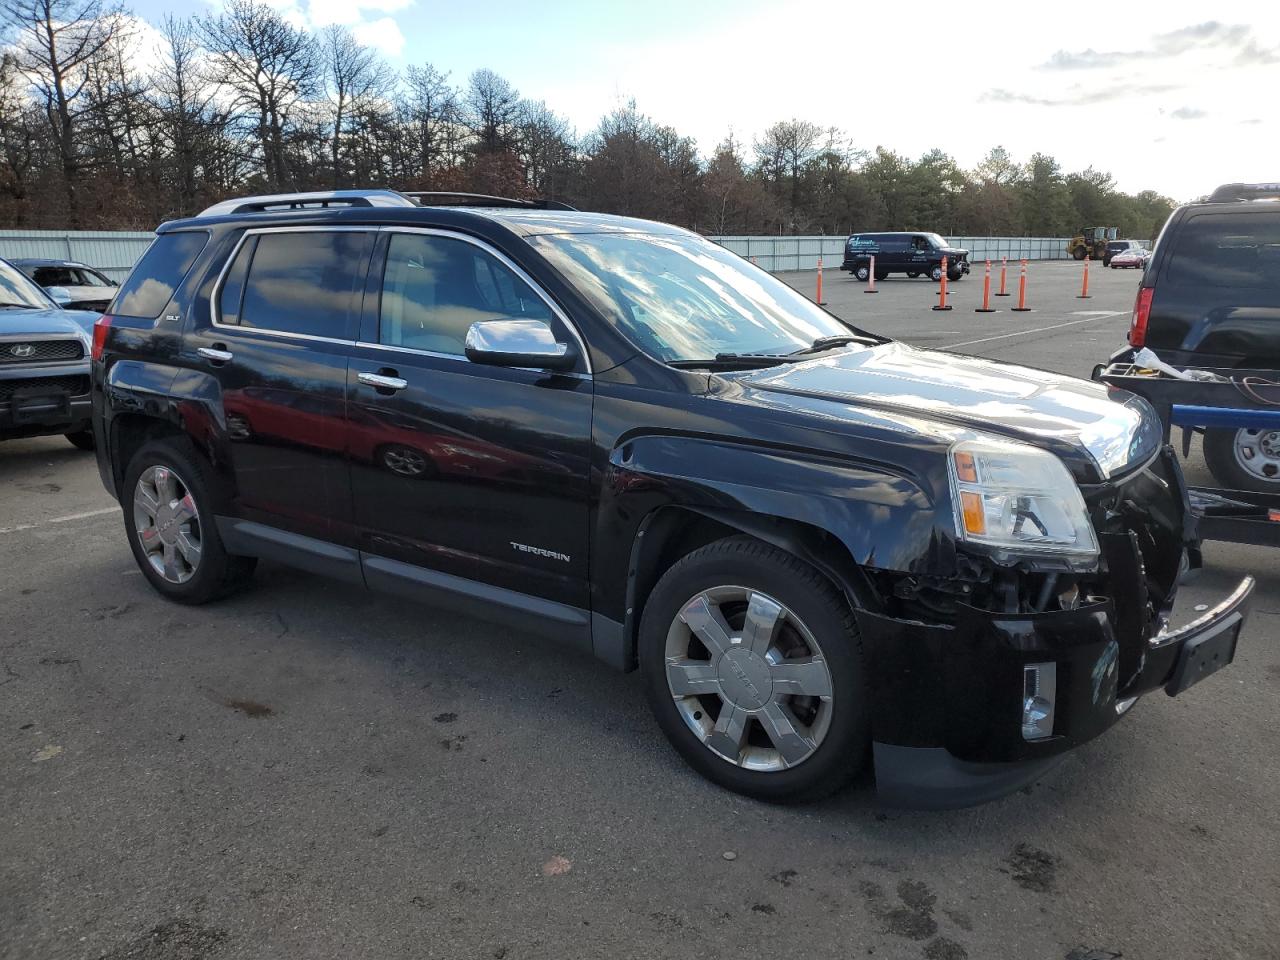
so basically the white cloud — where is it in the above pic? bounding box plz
[351,16,405,57]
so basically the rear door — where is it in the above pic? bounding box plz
[187,226,374,546]
[1148,208,1280,366]
[346,227,593,613]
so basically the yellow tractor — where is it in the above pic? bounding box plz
[1067,226,1118,261]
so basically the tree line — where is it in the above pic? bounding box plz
[0,0,1176,239]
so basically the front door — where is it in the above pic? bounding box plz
[187,227,374,545]
[346,228,593,612]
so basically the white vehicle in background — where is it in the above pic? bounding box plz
[10,259,117,312]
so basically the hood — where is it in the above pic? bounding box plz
[736,341,1161,481]
[0,305,97,341]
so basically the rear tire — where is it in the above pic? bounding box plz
[1204,427,1280,493]
[906,271,920,279]
[639,536,869,803]
[65,430,95,451]
[928,265,943,282]
[122,438,256,604]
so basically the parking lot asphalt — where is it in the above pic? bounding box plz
[3,260,1278,960]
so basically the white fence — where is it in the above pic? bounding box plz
[710,235,1075,272]
[0,229,1079,281]
[0,230,155,281]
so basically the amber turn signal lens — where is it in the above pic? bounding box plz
[953,451,978,483]
[960,490,986,535]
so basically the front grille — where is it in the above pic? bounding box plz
[0,339,84,364]
[0,374,90,400]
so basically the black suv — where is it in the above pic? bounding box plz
[841,232,970,282]
[1104,182,1280,492]
[93,190,1250,807]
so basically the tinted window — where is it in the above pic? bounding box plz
[112,231,209,319]
[239,231,372,339]
[217,237,256,326]
[878,236,910,253]
[1168,213,1280,290]
[378,233,552,356]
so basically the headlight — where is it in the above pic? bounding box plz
[948,437,1098,568]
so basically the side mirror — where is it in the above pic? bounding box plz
[465,319,577,371]
[46,286,72,306]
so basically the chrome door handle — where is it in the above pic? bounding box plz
[357,372,408,391]
[197,346,233,363]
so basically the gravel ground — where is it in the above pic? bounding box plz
[2,259,1277,960]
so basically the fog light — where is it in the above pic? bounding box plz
[1022,662,1057,741]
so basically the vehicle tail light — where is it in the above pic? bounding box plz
[91,314,112,361]
[1128,287,1153,348]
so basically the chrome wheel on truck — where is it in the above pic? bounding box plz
[641,536,868,803]
[665,585,835,771]
[123,439,256,603]
[133,464,203,584]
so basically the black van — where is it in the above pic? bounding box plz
[1102,182,1280,492]
[841,232,970,282]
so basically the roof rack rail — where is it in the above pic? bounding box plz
[400,191,577,211]
[1207,182,1280,203]
[197,189,418,218]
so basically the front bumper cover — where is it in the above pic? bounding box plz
[859,575,1252,809]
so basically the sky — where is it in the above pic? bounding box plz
[127,0,1280,202]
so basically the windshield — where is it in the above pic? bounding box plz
[0,260,54,308]
[530,231,860,362]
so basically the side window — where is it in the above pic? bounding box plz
[378,233,553,356]
[217,236,257,326]
[238,231,372,339]
[1168,213,1280,290]
[112,231,210,319]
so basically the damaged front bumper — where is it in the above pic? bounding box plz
[857,576,1252,808]
[857,446,1253,809]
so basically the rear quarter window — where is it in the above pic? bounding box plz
[111,231,210,319]
[1167,212,1280,291]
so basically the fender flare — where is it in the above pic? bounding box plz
[103,359,235,494]
[593,434,953,669]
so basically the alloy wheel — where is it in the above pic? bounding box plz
[133,465,202,583]
[664,585,834,772]
[1232,428,1280,482]
[382,445,428,477]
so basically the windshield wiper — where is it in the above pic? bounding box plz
[0,301,35,309]
[789,334,877,356]
[668,354,792,370]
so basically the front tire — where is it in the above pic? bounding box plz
[906,271,920,279]
[640,536,869,803]
[947,267,963,282]
[122,438,256,604]
[854,265,870,282]
[65,430,95,451]
[1204,427,1280,493]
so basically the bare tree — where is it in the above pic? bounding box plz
[464,68,520,155]
[517,100,575,198]
[0,0,123,224]
[401,63,461,184]
[320,24,388,189]
[197,0,318,190]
